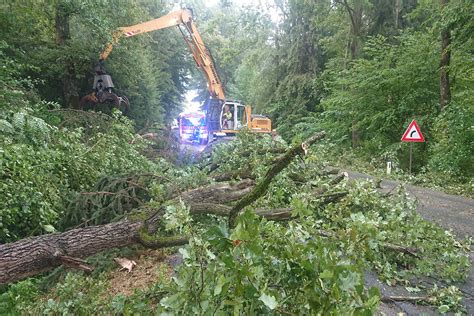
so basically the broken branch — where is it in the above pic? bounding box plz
[228,131,326,226]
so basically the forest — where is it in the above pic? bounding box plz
[0,0,473,314]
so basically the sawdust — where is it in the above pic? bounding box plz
[107,249,173,297]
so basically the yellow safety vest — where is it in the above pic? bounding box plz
[223,112,232,120]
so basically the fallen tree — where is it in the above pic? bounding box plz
[0,180,254,284]
[0,186,355,284]
[228,131,326,226]
[0,132,327,284]
[0,130,438,288]
[2,130,469,315]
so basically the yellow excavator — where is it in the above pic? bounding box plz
[80,8,271,141]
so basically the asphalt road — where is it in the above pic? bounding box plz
[345,170,474,315]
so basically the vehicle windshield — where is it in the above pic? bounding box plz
[180,116,204,127]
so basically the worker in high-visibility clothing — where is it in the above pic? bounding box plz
[222,105,233,129]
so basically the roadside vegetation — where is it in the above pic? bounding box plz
[0,0,472,314]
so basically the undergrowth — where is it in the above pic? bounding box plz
[1,133,471,314]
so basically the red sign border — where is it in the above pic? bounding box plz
[401,120,425,142]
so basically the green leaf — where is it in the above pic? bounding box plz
[179,248,190,260]
[259,293,278,310]
[43,224,56,233]
[368,287,380,298]
[214,275,227,296]
[405,286,421,293]
[438,305,450,313]
[160,293,181,309]
[339,271,360,292]
[320,269,334,279]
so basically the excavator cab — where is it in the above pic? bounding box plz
[214,101,271,137]
[204,98,223,137]
[219,101,248,132]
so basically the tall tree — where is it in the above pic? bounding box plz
[439,0,451,111]
[55,1,80,109]
[336,0,366,147]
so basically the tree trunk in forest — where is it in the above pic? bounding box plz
[55,3,80,109]
[340,0,363,148]
[439,0,451,112]
[394,0,401,29]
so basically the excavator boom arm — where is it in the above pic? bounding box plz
[99,9,225,100]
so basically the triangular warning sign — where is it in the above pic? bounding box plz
[401,120,425,142]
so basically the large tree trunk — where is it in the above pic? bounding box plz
[0,220,143,284]
[439,0,451,112]
[0,188,348,284]
[0,180,254,284]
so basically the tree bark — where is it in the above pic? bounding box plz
[394,0,401,29]
[0,200,314,284]
[55,2,79,109]
[338,0,363,147]
[180,179,254,204]
[439,0,451,112]
[0,180,254,284]
[0,219,143,284]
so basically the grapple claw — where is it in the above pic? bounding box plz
[79,62,129,114]
[79,91,130,114]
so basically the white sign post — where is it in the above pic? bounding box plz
[386,161,392,175]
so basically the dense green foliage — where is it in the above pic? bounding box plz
[1,133,470,314]
[1,0,190,129]
[197,0,473,184]
[0,43,154,242]
[0,0,472,314]
[2,0,471,181]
